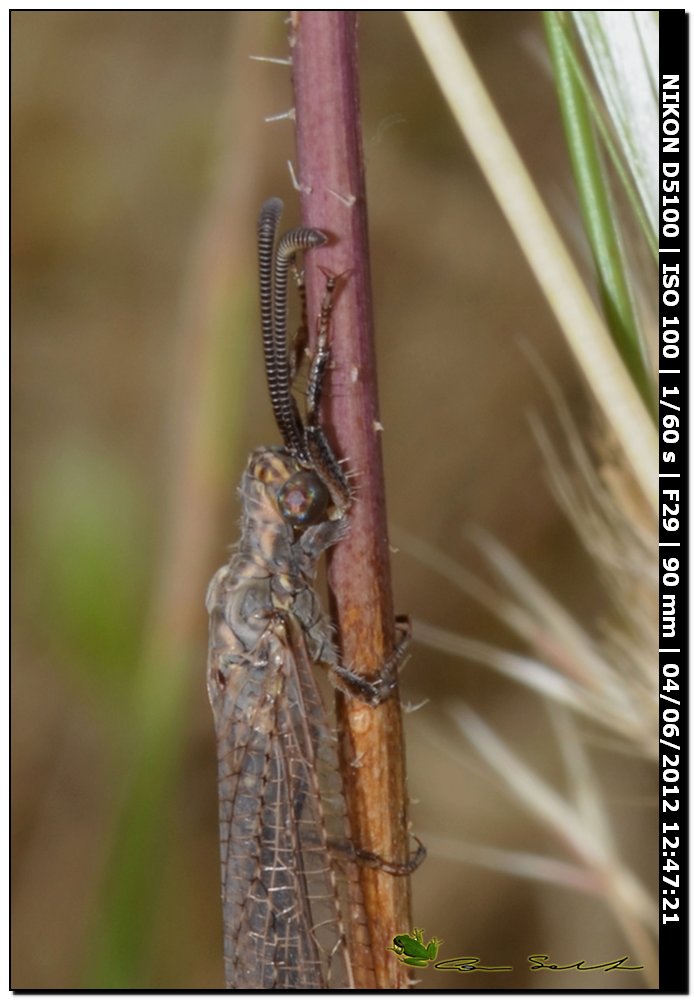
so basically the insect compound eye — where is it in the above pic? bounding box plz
[277,470,330,528]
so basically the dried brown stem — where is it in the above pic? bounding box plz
[290,11,414,989]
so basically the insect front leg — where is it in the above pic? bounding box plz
[286,255,309,384]
[299,514,350,562]
[303,270,354,512]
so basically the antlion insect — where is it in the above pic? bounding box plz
[206,199,420,989]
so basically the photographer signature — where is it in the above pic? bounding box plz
[388,930,643,975]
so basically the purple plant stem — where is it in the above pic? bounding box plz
[290,11,414,989]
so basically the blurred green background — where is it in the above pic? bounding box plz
[12,11,654,989]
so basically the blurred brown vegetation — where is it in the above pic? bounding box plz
[11,11,655,989]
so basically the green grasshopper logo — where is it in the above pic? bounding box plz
[388,928,442,968]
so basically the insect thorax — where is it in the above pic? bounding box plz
[206,447,344,686]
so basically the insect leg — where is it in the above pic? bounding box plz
[328,615,411,707]
[287,256,308,383]
[356,834,427,875]
[303,270,353,511]
[305,269,338,417]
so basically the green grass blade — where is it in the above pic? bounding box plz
[404,10,657,510]
[573,11,659,246]
[544,12,655,412]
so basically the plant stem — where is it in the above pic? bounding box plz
[290,11,414,989]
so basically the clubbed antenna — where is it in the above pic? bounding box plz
[257,198,326,458]
[273,224,326,458]
[257,197,284,433]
